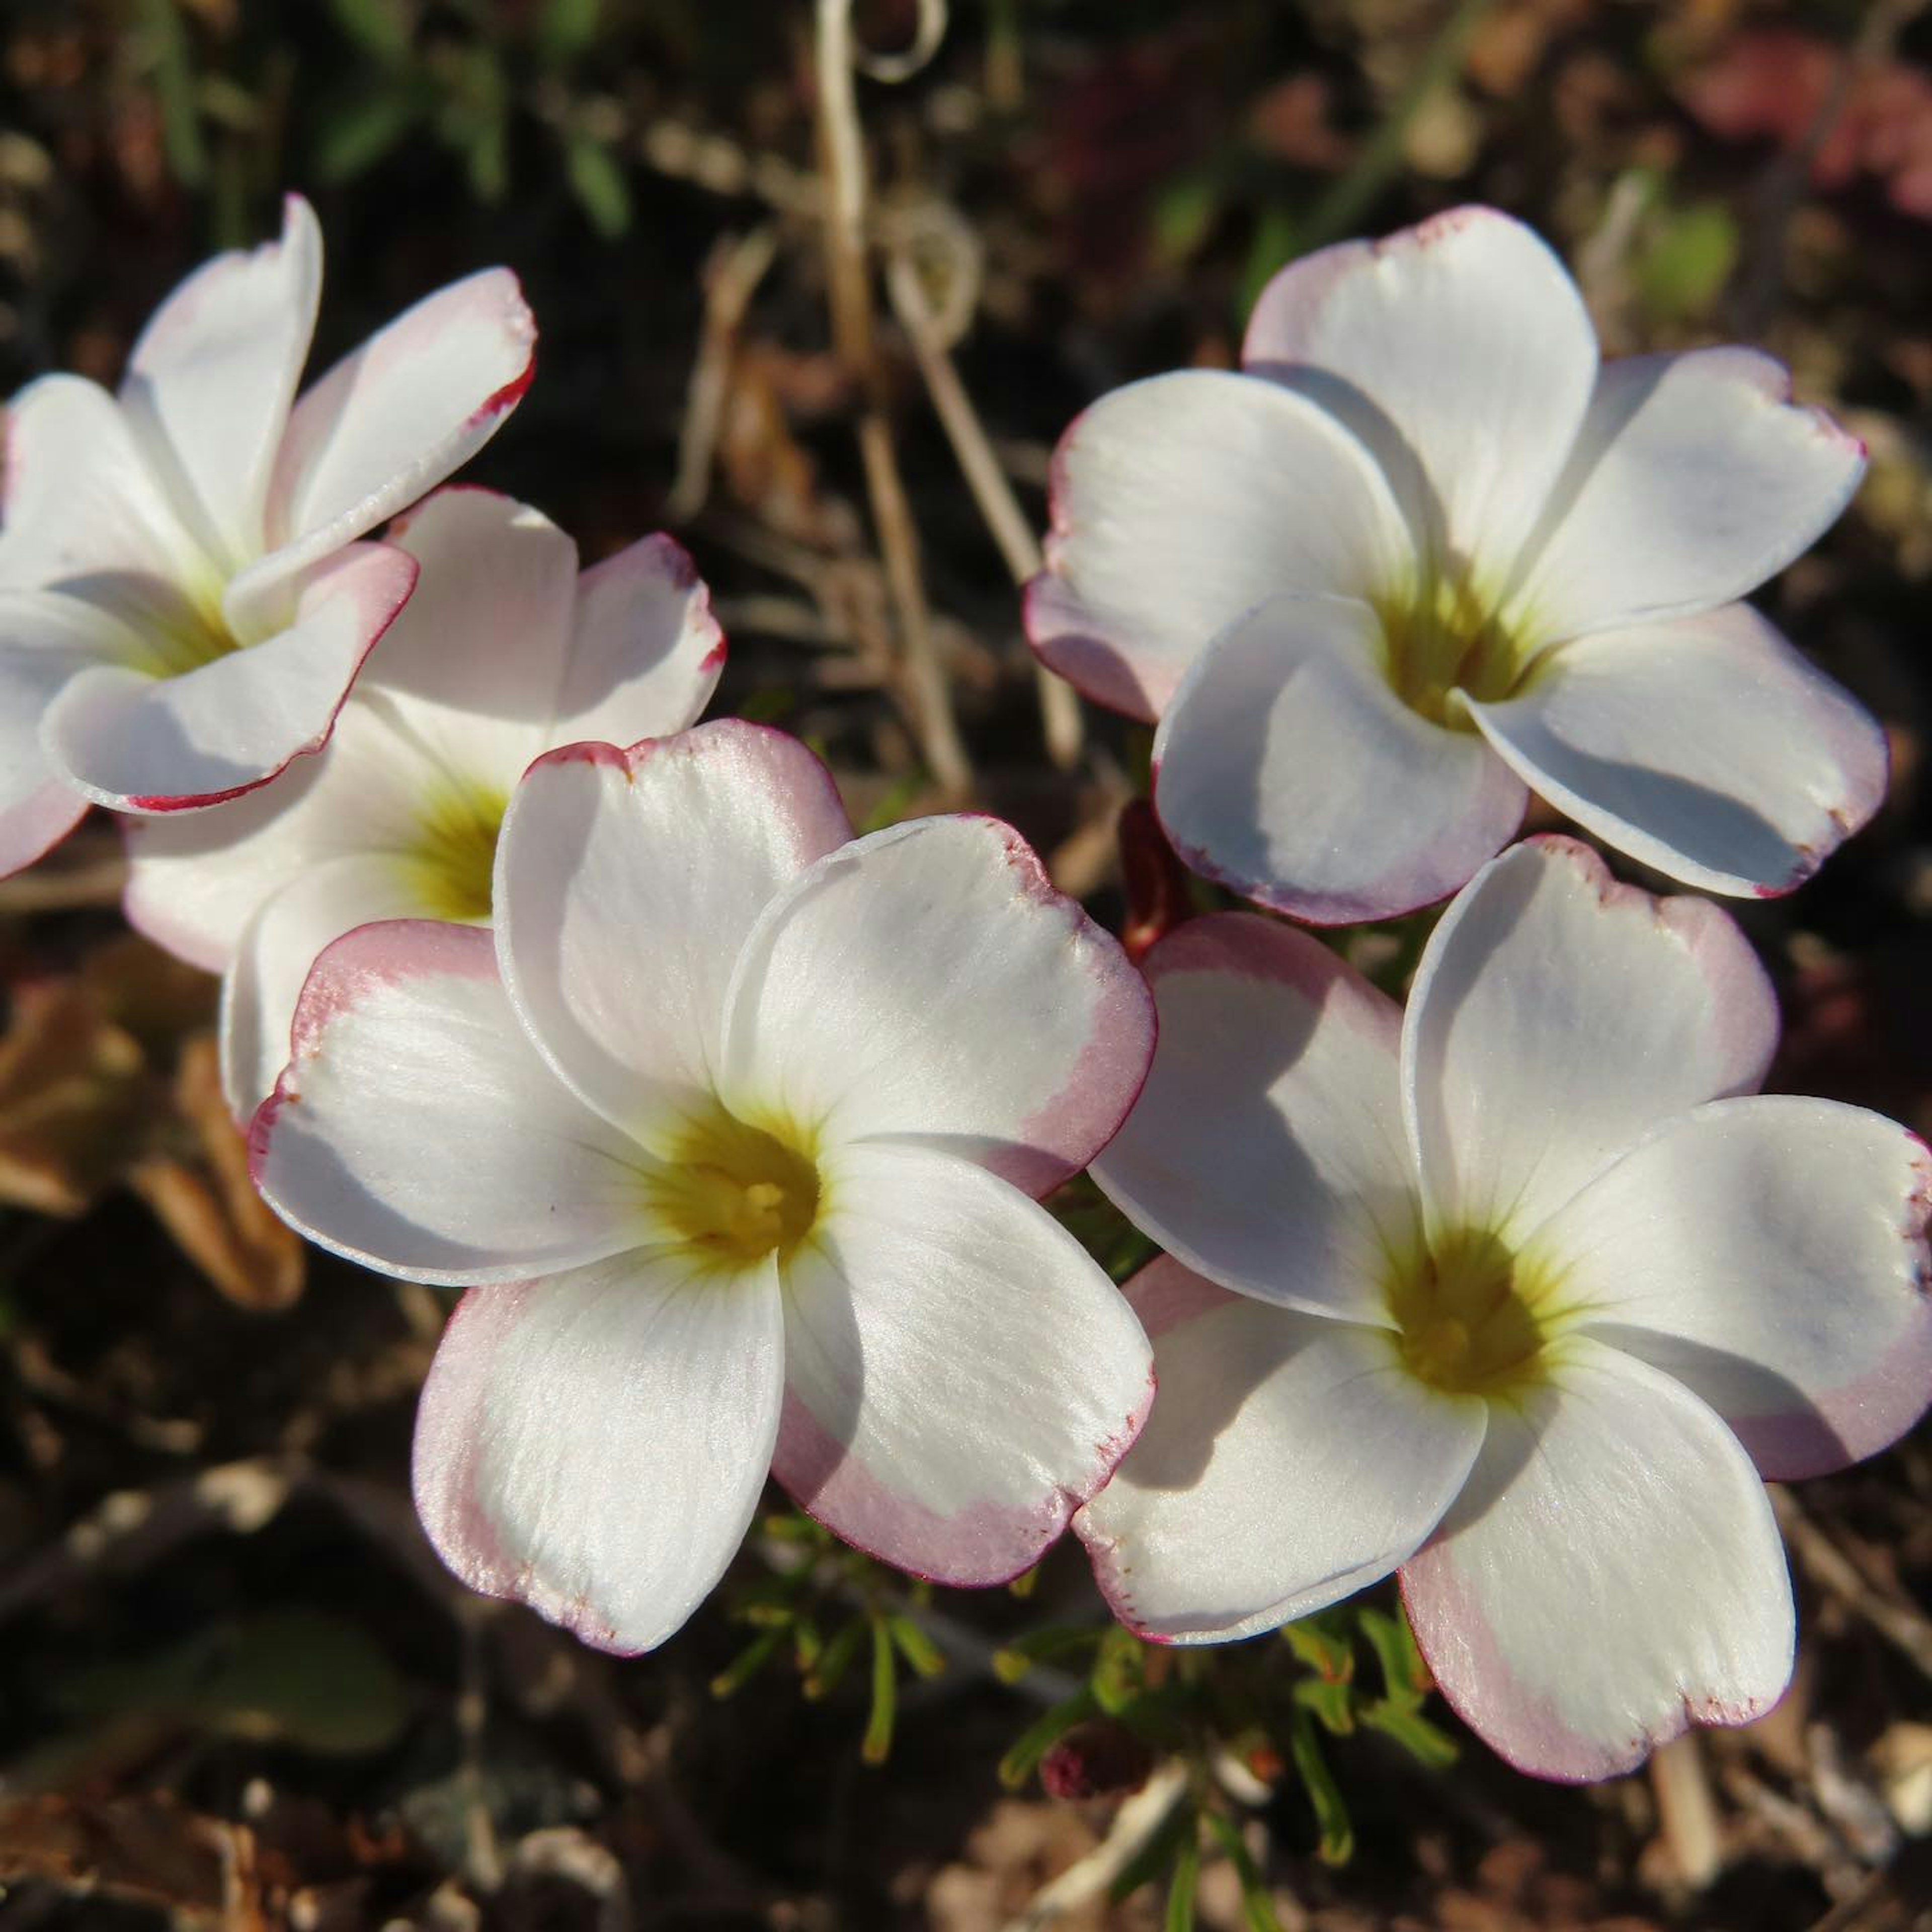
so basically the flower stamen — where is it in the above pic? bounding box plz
[1386,1225,1554,1396]
[649,1104,822,1266]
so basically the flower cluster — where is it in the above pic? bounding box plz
[4,196,1925,1785]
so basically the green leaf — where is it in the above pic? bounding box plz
[1637,200,1739,323]
[1287,1707,1353,1866]
[861,1616,897,1765]
[1279,1610,1353,1682]
[315,87,424,181]
[803,1615,867,1700]
[328,0,415,64]
[466,114,509,205]
[140,0,208,188]
[710,1627,784,1700]
[1092,1625,1147,1717]
[1356,1604,1428,1708]
[1164,1830,1201,1932]
[540,0,601,60]
[565,134,631,238]
[998,1687,1099,1791]
[193,1609,407,1755]
[1153,174,1220,265]
[1291,1674,1355,1738]
[991,1625,1102,1684]
[887,1613,946,1681]
[1359,1699,1460,1769]
[1201,1813,1282,1932]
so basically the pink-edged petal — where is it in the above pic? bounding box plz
[1075,1257,1484,1643]
[1506,349,1866,643]
[720,815,1152,1196]
[0,374,206,594]
[221,853,428,1116]
[1467,603,1887,899]
[1026,369,1410,721]
[42,540,417,812]
[547,532,725,743]
[234,268,536,620]
[118,194,321,573]
[1091,914,1413,1323]
[1404,836,1777,1246]
[773,1143,1152,1586]
[367,486,578,781]
[248,920,647,1286]
[1401,1339,1794,1782]
[415,1251,785,1653]
[1242,206,1597,577]
[122,691,437,971]
[495,722,852,1144]
[1530,1096,1932,1479]
[1153,595,1527,923]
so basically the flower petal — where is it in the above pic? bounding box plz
[41,540,417,811]
[1090,913,1413,1323]
[1075,1257,1484,1642]
[367,487,578,782]
[222,852,428,1116]
[1506,349,1866,642]
[1026,370,1410,721]
[122,690,434,970]
[249,919,647,1285]
[231,267,536,623]
[1530,1096,1932,1479]
[1404,837,1777,1245]
[0,592,138,876]
[1401,1340,1794,1782]
[773,1143,1152,1585]
[721,815,1152,1194]
[1153,595,1527,923]
[1466,603,1886,898]
[494,722,852,1143]
[1242,206,1597,576]
[414,1252,785,1653]
[548,531,725,744]
[0,374,205,594]
[118,195,322,573]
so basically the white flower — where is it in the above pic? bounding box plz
[248,721,1158,1651]
[0,194,535,875]
[1076,836,1932,1780]
[123,487,722,1114]
[1028,207,1883,921]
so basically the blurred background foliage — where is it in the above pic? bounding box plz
[4,2,1932,1927]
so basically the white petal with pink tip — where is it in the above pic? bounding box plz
[1506,349,1866,643]
[721,815,1153,1195]
[414,1254,785,1654]
[250,921,647,1284]
[1027,370,1409,720]
[1535,1096,1932,1480]
[1466,603,1886,898]
[495,724,851,1145]
[1153,596,1526,924]
[1077,1258,1484,1643]
[773,1143,1153,1585]
[1242,207,1597,572]
[1402,1341,1794,1783]
[1403,838,1777,1244]
[1091,912,1412,1324]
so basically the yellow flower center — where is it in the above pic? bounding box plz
[1373,570,1536,730]
[1385,1225,1557,1397]
[401,776,509,924]
[137,572,243,679]
[648,1103,823,1267]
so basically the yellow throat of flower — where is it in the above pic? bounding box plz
[1373,570,1536,730]
[401,775,510,924]
[1385,1225,1561,1399]
[647,1103,824,1269]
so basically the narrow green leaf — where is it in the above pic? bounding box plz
[710,1626,783,1700]
[1201,1812,1282,1932]
[887,1613,946,1681]
[141,0,208,188]
[803,1615,866,1700]
[1092,1625,1146,1717]
[1360,1699,1460,1769]
[315,88,423,181]
[565,134,631,238]
[1279,1611,1354,1682]
[1291,1674,1355,1737]
[861,1616,897,1765]
[1287,1708,1353,1866]
[1164,1830,1201,1932]
[1356,1604,1428,1707]
[328,0,415,63]
[540,0,601,60]
[991,1625,1102,1683]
